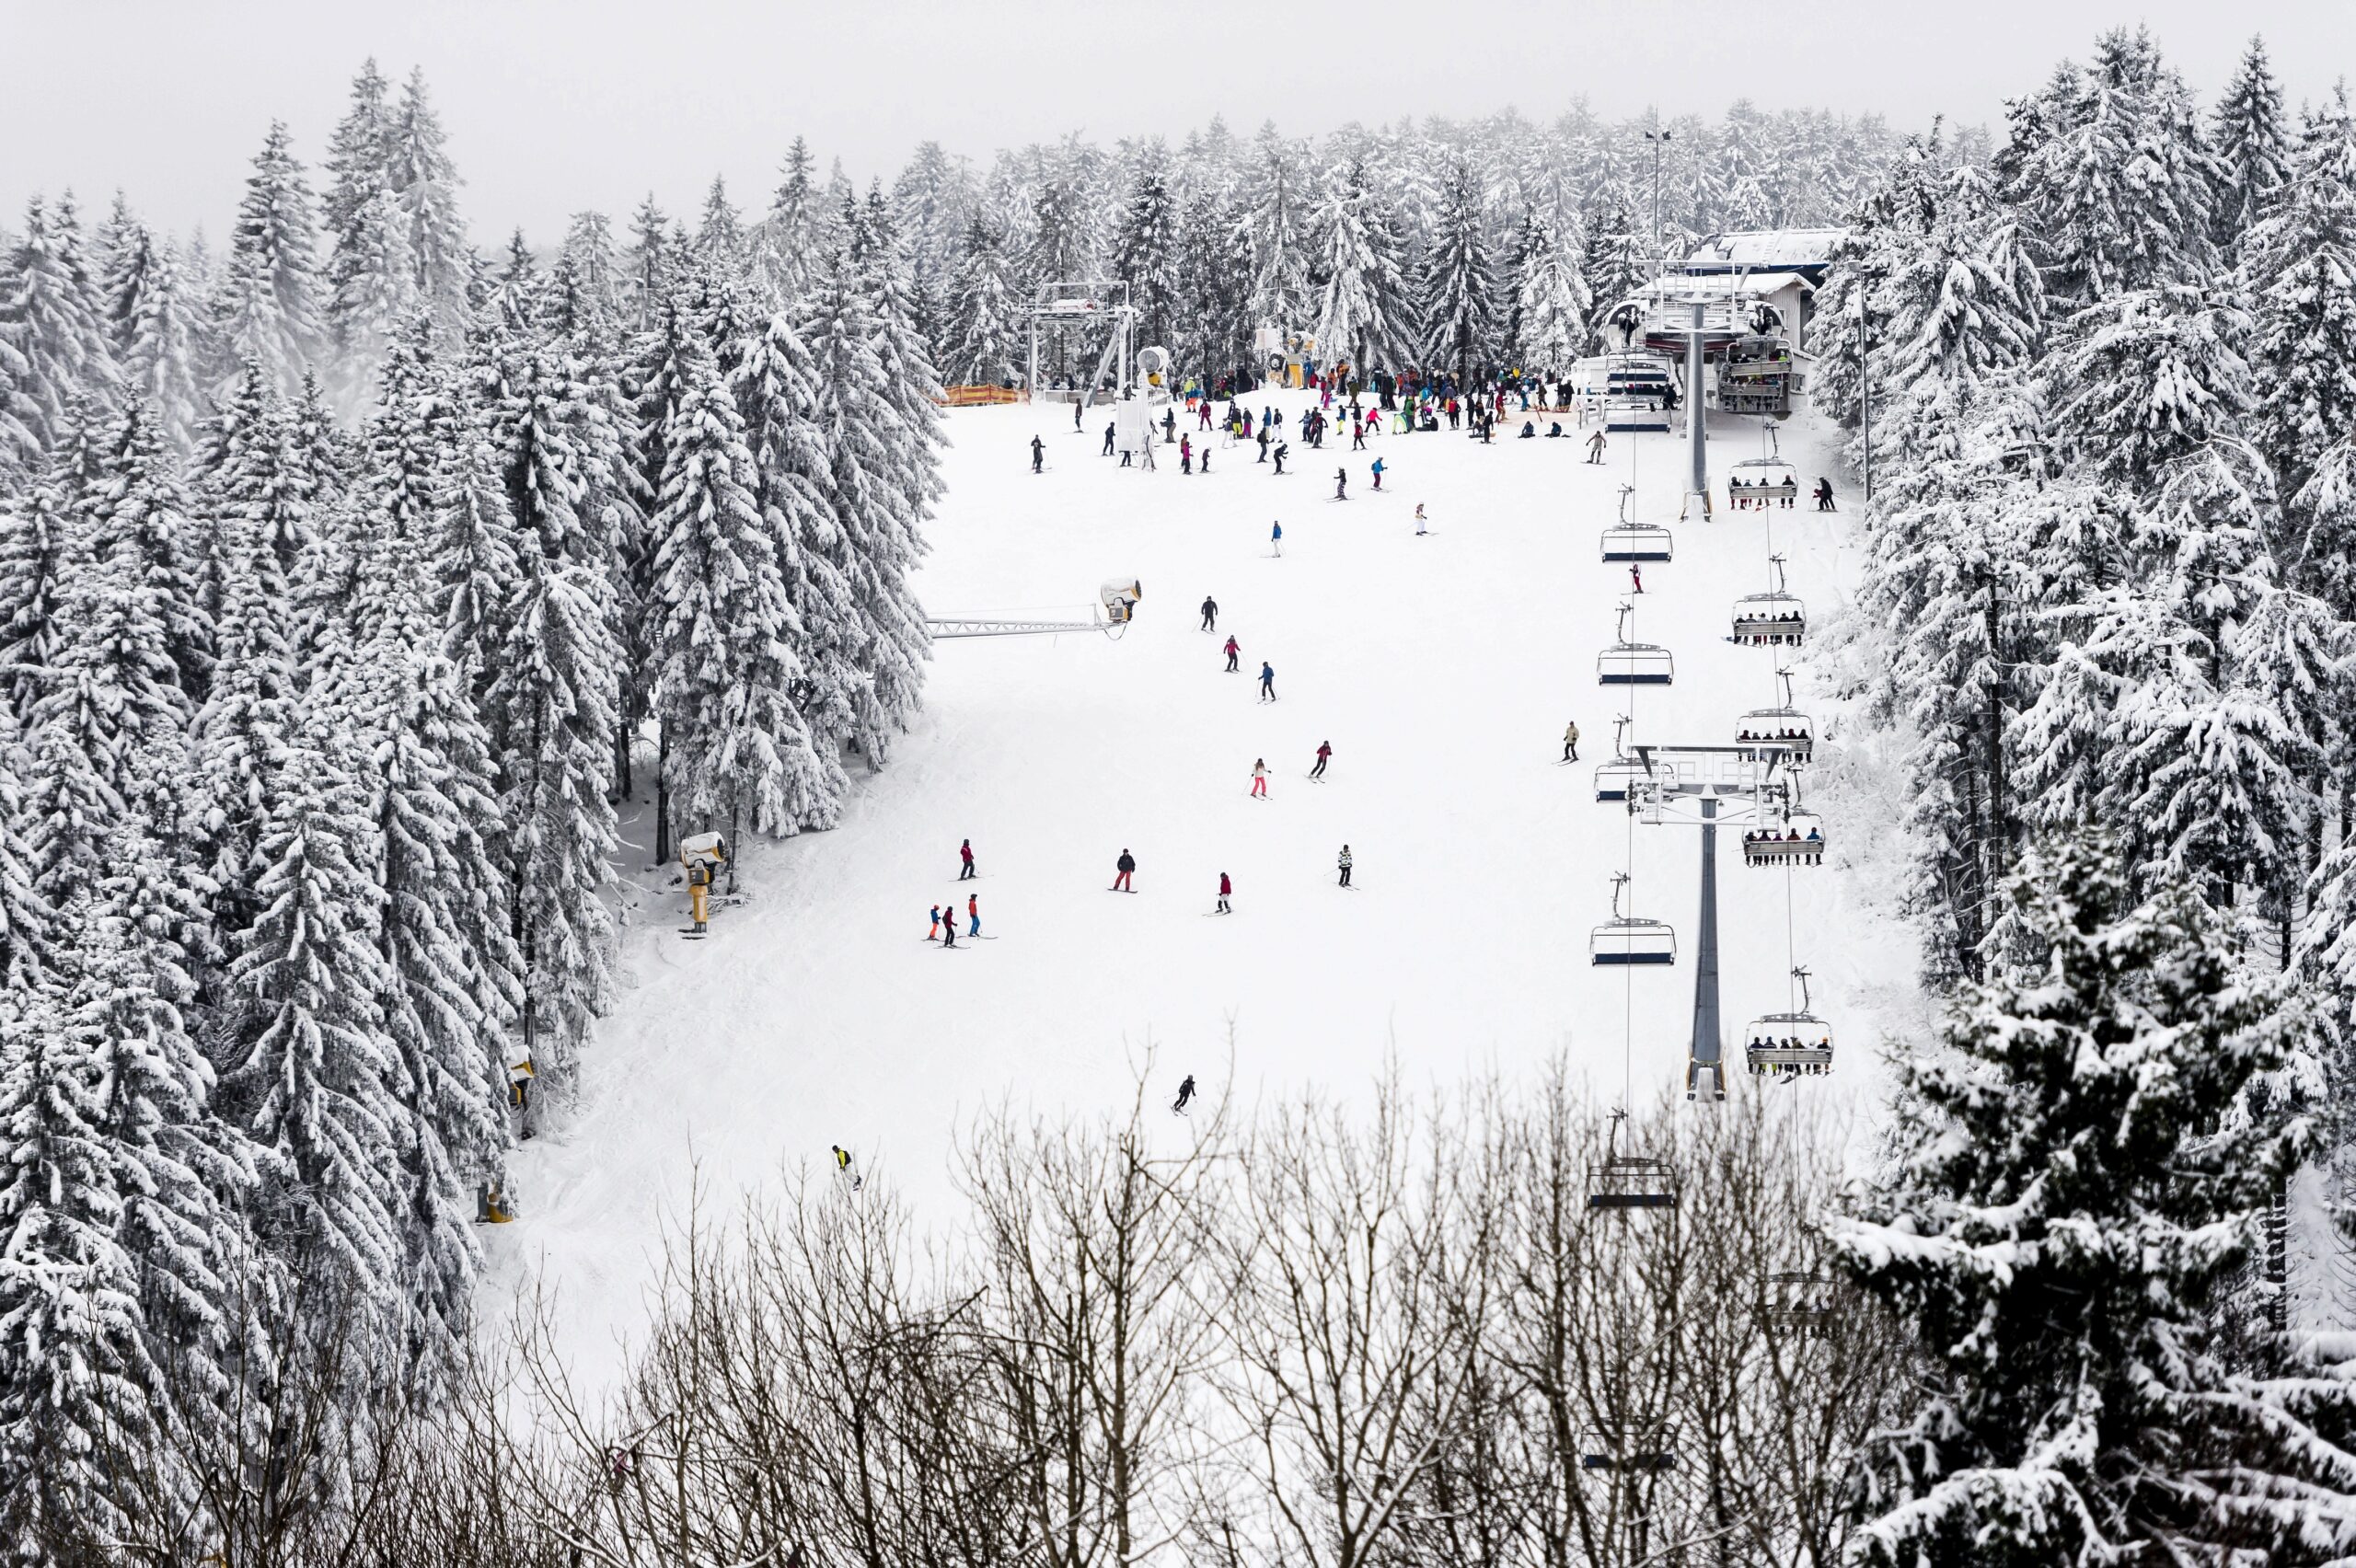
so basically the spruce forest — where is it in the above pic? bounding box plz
[6,25,2356,1568]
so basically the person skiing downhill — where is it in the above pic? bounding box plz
[1334,467,1348,500]
[1113,849,1137,892]
[928,904,943,940]
[1273,442,1288,474]
[1103,421,1115,456]
[941,909,958,947]
[1587,429,1606,464]
[1311,740,1332,778]
[1224,634,1242,672]
[1031,434,1045,473]
[1180,434,1193,474]
[1630,562,1644,594]
[1173,1074,1197,1113]
[1563,721,1580,762]
[1251,758,1269,799]
[1270,521,1283,557]
[1257,426,1271,463]
[1415,503,1427,536]
[1337,845,1354,886]
[1258,662,1276,702]
[967,894,981,937]
[1216,872,1232,914]
[958,838,976,879]
[1201,594,1218,631]
[1370,455,1385,490]
[833,1145,861,1190]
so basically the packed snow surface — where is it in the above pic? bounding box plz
[501,392,1916,1390]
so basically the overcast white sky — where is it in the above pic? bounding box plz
[2,1,2350,244]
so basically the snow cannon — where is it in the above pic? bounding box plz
[1138,345,1172,405]
[1100,579,1142,628]
[680,832,728,936]
[476,1179,516,1225]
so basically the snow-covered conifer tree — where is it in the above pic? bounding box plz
[1113,155,1183,353]
[212,121,327,397]
[107,225,206,453]
[1836,835,2356,1566]
[941,216,1022,387]
[1311,157,1410,379]
[0,193,120,453]
[2246,89,2356,499]
[1417,153,1497,384]
[2212,36,2292,248]
[386,67,468,318]
[1505,206,1589,374]
[0,454,75,724]
[88,399,212,700]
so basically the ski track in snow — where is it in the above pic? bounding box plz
[496,393,1923,1393]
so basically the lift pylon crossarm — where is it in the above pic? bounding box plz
[927,615,1115,640]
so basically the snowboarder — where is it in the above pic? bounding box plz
[1337,845,1354,886]
[1030,434,1045,473]
[1215,872,1232,914]
[1311,740,1331,778]
[1370,455,1385,490]
[1258,661,1276,702]
[1103,421,1116,456]
[1415,503,1427,536]
[1173,1074,1197,1113]
[1200,594,1218,632]
[967,894,981,937]
[1586,430,1606,464]
[1114,849,1137,892]
[1224,634,1242,672]
[1630,562,1644,594]
[1563,721,1580,762]
[1273,442,1288,474]
[959,838,976,879]
[1270,520,1283,557]
[1334,467,1348,500]
[1251,758,1269,799]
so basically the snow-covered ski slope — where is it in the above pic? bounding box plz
[502,392,1919,1389]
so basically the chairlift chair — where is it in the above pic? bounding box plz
[1745,967,1833,1075]
[1761,1270,1842,1336]
[1591,870,1675,965]
[1735,712,1814,765]
[1603,397,1671,434]
[1725,455,1800,509]
[1579,1421,1678,1470]
[1740,813,1827,867]
[1600,600,1674,686]
[1600,523,1675,562]
[1717,334,1797,419]
[1731,554,1807,646]
[1595,715,1644,802]
[1587,1108,1678,1210]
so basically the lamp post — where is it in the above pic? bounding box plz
[1645,124,1673,272]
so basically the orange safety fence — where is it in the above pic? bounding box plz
[940,386,1023,408]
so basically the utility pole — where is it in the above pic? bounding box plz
[1856,295,1872,502]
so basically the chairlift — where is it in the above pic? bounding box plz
[1595,716,1645,802]
[1746,966,1833,1076]
[1600,601,1675,686]
[1603,397,1671,433]
[1761,1270,1843,1337]
[1725,456,1800,510]
[1591,871,1676,966]
[1579,1420,1678,1470]
[1737,669,1814,764]
[1601,522,1674,562]
[1717,333,1797,419]
[1587,1107,1678,1210]
[1740,811,1827,868]
[1731,554,1806,646]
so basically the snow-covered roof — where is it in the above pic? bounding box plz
[1682,229,1848,278]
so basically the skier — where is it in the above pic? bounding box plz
[1351,421,1367,451]
[1200,594,1218,631]
[1215,872,1232,914]
[1334,467,1348,501]
[833,1145,860,1190]
[1270,520,1283,557]
[1311,740,1332,778]
[1224,634,1242,672]
[1273,442,1288,474]
[1180,434,1193,474]
[928,903,943,940]
[1074,400,1084,432]
[1415,503,1428,536]
[1563,721,1580,762]
[1198,399,1214,431]
[1173,1074,1197,1113]
[1251,758,1269,799]
[1258,661,1277,702]
[967,894,981,938]
[1370,455,1385,490]
[1113,848,1137,893]
[1103,421,1116,456]
[1257,426,1271,463]
[941,909,958,947]
[959,838,976,880]
[1162,407,1177,444]
[1337,845,1354,886]
[1030,434,1045,473]
[1630,562,1644,594]
[1815,477,1837,512]
[1586,429,1607,464]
